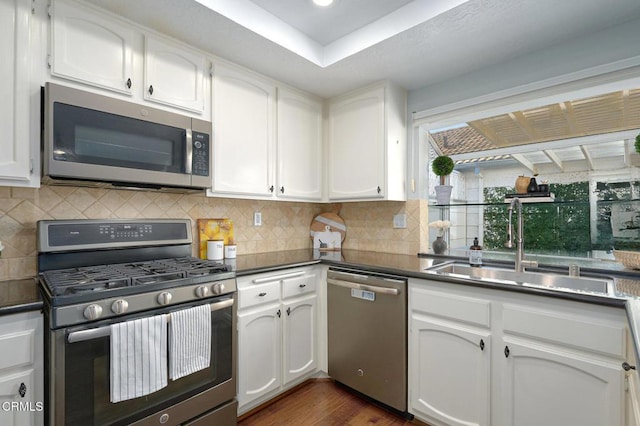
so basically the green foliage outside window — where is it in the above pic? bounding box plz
[483,182,591,256]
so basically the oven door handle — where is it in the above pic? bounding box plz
[67,298,234,344]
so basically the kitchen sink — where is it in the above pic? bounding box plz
[425,262,612,294]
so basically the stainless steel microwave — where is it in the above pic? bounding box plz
[43,83,211,191]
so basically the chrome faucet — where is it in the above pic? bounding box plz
[505,198,538,273]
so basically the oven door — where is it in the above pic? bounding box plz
[46,295,236,426]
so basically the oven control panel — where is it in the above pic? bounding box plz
[53,278,237,328]
[39,220,192,251]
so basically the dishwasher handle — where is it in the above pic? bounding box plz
[327,277,399,296]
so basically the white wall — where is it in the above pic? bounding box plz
[408,17,640,115]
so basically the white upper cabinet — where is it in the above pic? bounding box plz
[211,62,276,197]
[143,36,206,113]
[328,81,406,201]
[50,0,207,113]
[51,0,134,95]
[0,0,36,187]
[276,87,323,201]
[210,63,323,201]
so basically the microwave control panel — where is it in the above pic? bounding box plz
[192,131,210,176]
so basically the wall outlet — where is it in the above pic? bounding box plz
[254,212,262,227]
[393,214,407,229]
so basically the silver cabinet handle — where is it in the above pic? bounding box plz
[327,278,399,296]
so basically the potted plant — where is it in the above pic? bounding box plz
[635,132,640,154]
[432,155,454,204]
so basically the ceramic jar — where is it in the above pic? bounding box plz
[432,236,448,254]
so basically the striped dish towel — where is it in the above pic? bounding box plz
[110,314,168,403]
[169,304,211,380]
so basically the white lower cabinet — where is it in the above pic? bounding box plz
[409,284,492,426]
[282,295,317,384]
[409,278,628,426]
[625,328,640,426]
[0,311,44,426]
[237,267,319,414]
[238,305,282,404]
[501,339,623,426]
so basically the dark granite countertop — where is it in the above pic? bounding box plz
[3,249,640,363]
[232,249,640,304]
[231,248,640,365]
[0,278,43,316]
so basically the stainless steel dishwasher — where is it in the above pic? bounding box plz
[327,267,409,415]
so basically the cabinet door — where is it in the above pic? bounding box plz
[626,367,640,426]
[144,36,205,113]
[211,63,275,197]
[237,305,282,407]
[410,314,491,426]
[0,0,33,185]
[328,86,385,200]
[51,0,134,94]
[276,88,323,201]
[282,295,317,385]
[0,369,37,426]
[501,339,624,426]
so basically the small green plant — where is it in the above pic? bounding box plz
[635,133,640,154]
[432,155,454,185]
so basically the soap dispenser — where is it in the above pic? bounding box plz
[469,237,482,267]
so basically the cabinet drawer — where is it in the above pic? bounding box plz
[238,282,280,310]
[410,286,491,328]
[0,330,34,371]
[282,274,316,299]
[502,303,626,358]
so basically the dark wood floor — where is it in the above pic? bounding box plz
[238,380,417,426]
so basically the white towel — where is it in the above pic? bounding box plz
[110,314,168,403]
[169,304,211,380]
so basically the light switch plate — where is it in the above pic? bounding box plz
[254,212,262,227]
[393,214,407,229]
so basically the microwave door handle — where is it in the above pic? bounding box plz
[185,129,193,174]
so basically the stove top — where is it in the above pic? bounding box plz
[41,257,232,296]
[37,219,238,328]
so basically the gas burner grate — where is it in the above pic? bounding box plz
[41,265,132,296]
[40,257,231,296]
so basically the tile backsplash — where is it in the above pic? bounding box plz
[0,186,425,280]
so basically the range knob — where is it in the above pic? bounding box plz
[83,304,103,320]
[157,292,173,305]
[195,285,209,298]
[111,299,129,314]
[211,282,225,295]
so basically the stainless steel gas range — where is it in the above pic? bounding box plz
[37,219,237,426]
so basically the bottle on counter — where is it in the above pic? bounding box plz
[469,237,482,267]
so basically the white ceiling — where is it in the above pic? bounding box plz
[84,0,640,98]
[250,0,415,46]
